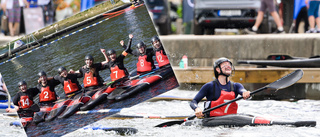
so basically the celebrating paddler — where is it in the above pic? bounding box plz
[53,66,83,98]
[36,71,60,104]
[121,34,156,74]
[190,57,251,118]
[100,34,133,82]
[70,54,108,91]
[33,71,60,123]
[150,36,170,68]
[6,81,39,116]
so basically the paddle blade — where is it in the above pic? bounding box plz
[26,104,40,112]
[84,127,138,135]
[267,69,303,90]
[272,121,316,127]
[155,119,185,127]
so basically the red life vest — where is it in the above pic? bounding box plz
[137,55,152,72]
[110,65,126,81]
[208,90,238,117]
[39,86,57,102]
[156,50,170,67]
[63,80,79,95]
[83,71,98,87]
[19,95,33,109]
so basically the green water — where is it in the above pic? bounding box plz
[1,5,158,99]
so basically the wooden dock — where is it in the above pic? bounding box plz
[173,66,320,84]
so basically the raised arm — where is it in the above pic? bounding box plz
[100,48,109,65]
[120,34,134,55]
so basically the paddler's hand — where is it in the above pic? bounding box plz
[195,107,204,118]
[242,91,251,100]
[6,108,17,113]
[69,69,75,74]
[120,40,124,46]
[129,34,133,39]
[100,48,106,54]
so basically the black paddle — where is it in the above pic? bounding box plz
[24,104,40,112]
[155,69,304,127]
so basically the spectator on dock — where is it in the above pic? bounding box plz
[305,0,320,33]
[1,0,29,36]
[244,0,285,34]
[38,0,55,25]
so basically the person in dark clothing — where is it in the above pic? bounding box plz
[150,36,170,68]
[190,57,250,118]
[6,81,38,114]
[70,54,109,91]
[53,66,82,98]
[120,34,155,74]
[36,71,60,105]
[100,34,133,81]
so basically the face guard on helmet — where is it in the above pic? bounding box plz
[18,81,27,87]
[136,41,146,54]
[151,36,161,49]
[58,66,67,74]
[213,57,234,79]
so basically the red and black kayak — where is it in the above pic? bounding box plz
[44,87,107,121]
[45,98,72,122]
[32,102,54,124]
[183,114,316,127]
[17,104,40,128]
[238,55,320,68]
[80,65,173,111]
[56,87,105,119]
[33,65,173,121]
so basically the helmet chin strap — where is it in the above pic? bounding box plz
[218,66,230,84]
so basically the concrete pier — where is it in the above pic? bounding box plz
[162,34,320,100]
[161,34,320,67]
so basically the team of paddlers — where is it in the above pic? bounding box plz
[5,35,170,122]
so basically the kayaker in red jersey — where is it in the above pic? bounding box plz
[190,57,251,118]
[36,71,60,105]
[120,35,155,74]
[53,66,83,98]
[100,34,133,81]
[6,81,39,115]
[150,36,170,68]
[70,54,109,91]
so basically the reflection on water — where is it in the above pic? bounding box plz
[65,89,320,137]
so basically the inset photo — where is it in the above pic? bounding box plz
[0,0,178,136]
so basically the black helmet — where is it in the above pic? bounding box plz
[136,41,146,48]
[106,49,116,56]
[18,81,27,87]
[38,71,47,77]
[58,66,67,74]
[151,36,160,43]
[85,54,94,61]
[213,57,233,78]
